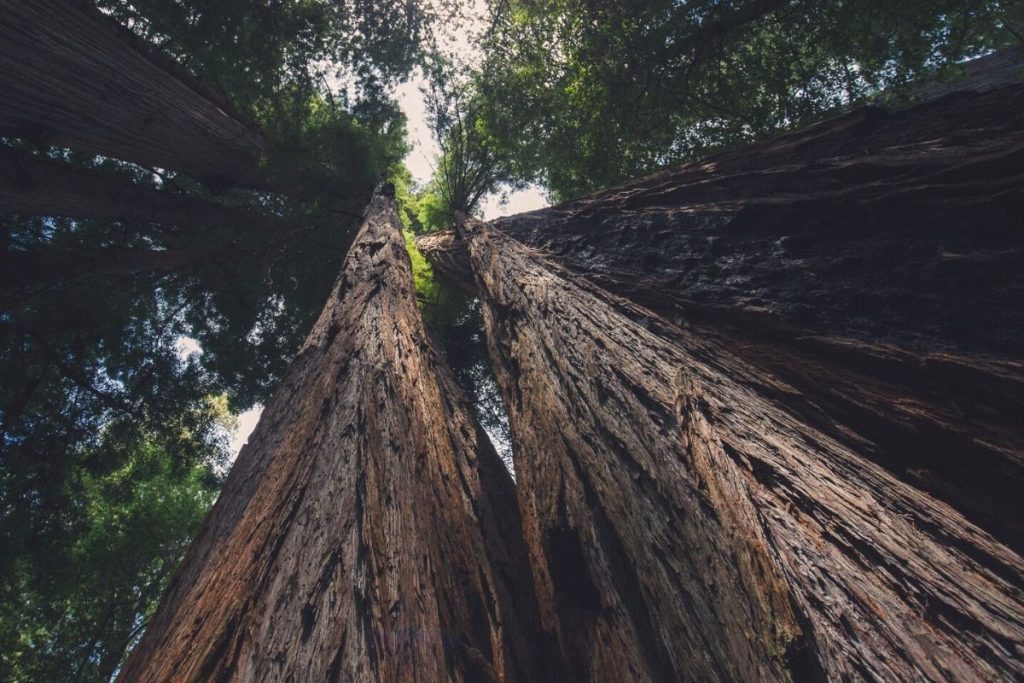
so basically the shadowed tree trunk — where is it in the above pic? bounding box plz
[493,83,1024,357]
[117,190,555,682]
[0,0,264,187]
[0,145,293,232]
[0,247,206,291]
[449,217,1024,681]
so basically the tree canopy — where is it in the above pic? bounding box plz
[473,0,1023,199]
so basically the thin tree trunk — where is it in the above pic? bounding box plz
[0,0,264,187]
[117,190,556,682]
[0,146,288,232]
[452,217,1024,681]
[0,248,205,290]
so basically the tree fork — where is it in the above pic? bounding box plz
[451,217,1024,681]
[117,190,557,682]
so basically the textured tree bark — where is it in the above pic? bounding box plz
[0,247,205,290]
[453,217,1024,682]
[424,224,1024,557]
[0,0,264,187]
[493,83,1024,357]
[0,146,289,232]
[437,82,1024,556]
[117,191,555,682]
[415,231,476,295]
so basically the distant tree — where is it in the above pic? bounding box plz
[414,60,525,231]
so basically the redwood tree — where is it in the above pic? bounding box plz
[117,191,556,682]
[425,83,1024,555]
[444,216,1024,681]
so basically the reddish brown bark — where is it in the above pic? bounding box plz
[426,218,1024,556]
[494,83,1024,357]
[415,231,475,295]
[117,191,555,682]
[450,217,1024,681]
[0,0,264,187]
[450,82,1024,555]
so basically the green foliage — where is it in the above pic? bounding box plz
[96,0,426,113]
[0,404,226,682]
[422,60,525,217]
[395,187,467,328]
[476,0,1022,200]
[413,187,457,234]
[0,155,342,676]
[393,165,455,234]
[256,87,409,204]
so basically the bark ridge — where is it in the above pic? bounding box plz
[453,219,1024,682]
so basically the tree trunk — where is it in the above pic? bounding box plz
[0,0,264,187]
[424,226,1024,558]
[0,146,289,232]
[449,217,1024,681]
[434,82,1024,556]
[0,247,205,290]
[117,190,556,682]
[493,83,1024,357]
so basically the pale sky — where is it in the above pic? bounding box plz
[394,72,548,220]
[394,0,548,220]
[229,405,262,455]
[175,336,262,457]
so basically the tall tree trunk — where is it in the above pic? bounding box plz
[0,247,206,290]
[0,0,264,187]
[432,83,1024,555]
[423,226,1024,557]
[450,217,1024,681]
[117,190,556,682]
[0,146,289,232]
[494,83,1024,357]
